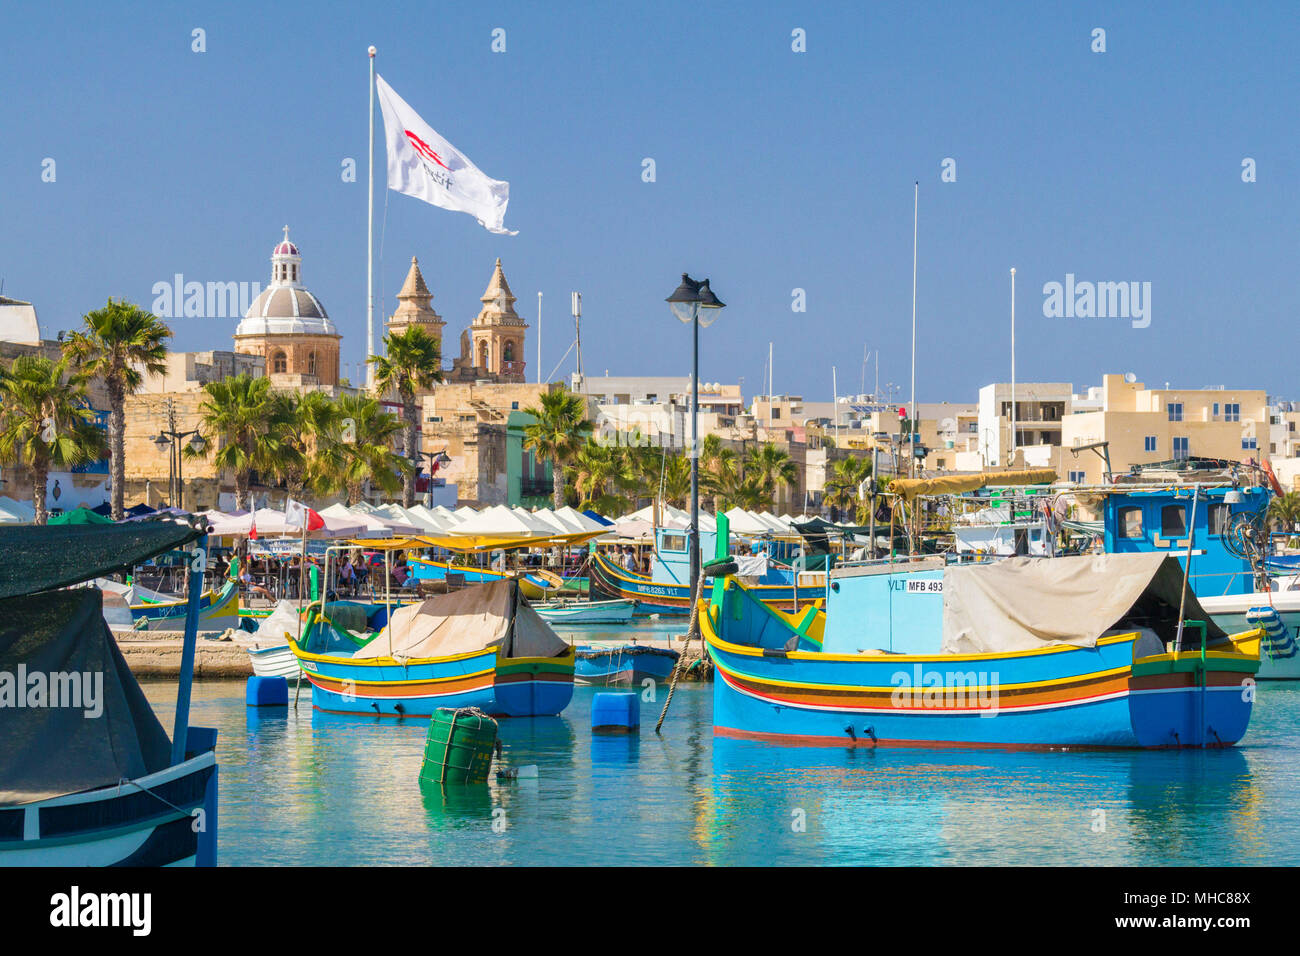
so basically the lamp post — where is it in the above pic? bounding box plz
[154,402,206,510]
[418,449,452,509]
[666,273,726,598]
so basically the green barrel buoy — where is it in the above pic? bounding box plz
[420,707,499,785]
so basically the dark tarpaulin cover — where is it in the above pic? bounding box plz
[0,589,172,805]
[0,519,202,599]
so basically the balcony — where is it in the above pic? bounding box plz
[501,359,527,378]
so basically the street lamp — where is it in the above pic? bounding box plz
[666,272,726,599]
[154,428,206,510]
[418,449,452,509]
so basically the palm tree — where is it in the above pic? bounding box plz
[660,453,693,508]
[824,455,873,521]
[315,393,407,505]
[192,374,296,510]
[746,442,799,509]
[1268,491,1300,533]
[63,298,171,519]
[699,434,738,512]
[571,439,629,510]
[272,390,340,499]
[522,388,591,508]
[369,326,443,506]
[0,356,106,524]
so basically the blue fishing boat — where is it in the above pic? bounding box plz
[131,570,240,631]
[290,579,574,717]
[535,598,637,624]
[1099,470,1300,679]
[591,527,808,614]
[701,512,1260,749]
[574,643,680,685]
[0,518,219,866]
[407,556,564,599]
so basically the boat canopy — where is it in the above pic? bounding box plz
[0,518,204,599]
[888,469,1059,502]
[941,553,1226,654]
[352,579,569,661]
[0,587,173,805]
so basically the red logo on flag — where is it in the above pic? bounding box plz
[405,130,449,170]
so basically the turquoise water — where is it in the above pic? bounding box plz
[144,621,1300,866]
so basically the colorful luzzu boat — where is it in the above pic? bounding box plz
[406,557,564,600]
[702,548,1261,750]
[590,552,807,615]
[131,573,240,631]
[289,579,575,717]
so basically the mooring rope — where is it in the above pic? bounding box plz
[654,568,708,734]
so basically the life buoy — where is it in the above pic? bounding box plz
[1261,459,1284,497]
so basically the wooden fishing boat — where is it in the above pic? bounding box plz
[589,552,808,615]
[289,580,575,717]
[702,549,1260,750]
[407,556,564,599]
[131,575,239,631]
[0,518,219,866]
[535,598,637,625]
[574,643,679,685]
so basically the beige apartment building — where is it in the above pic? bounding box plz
[1060,374,1268,484]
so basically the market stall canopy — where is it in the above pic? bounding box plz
[48,507,114,526]
[319,503,394,538]
[0,496,36,524]
[887,469,1059,502]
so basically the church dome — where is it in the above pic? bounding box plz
[236,226,338,337]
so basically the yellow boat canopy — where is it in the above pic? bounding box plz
[345,529,608,553]
[887,468,1059,502]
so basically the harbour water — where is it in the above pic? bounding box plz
[144,623,1300,867]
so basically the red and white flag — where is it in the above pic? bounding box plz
[248,512,258,541]
[375,74,517,236]
[285,499,325,533]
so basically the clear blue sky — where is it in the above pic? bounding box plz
[2,1,1296,403]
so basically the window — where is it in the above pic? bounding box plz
[1144,436,1157,452]
[306,351,317,375]
[1167,403,1183,422]
[660,532,687,552]
[1225,403,1241,422]
[1212,402,1220,418]
[1119,506,1144,538]
[503,342,514,362]
[1161,505,1187,537]
[1068,470,1086,483]
[1242,437,1257,450]
[1207,503,1229,536]
[1173,436,1189,460]
[271,350,287,374]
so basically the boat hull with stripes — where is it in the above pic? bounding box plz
[703,576,1260,749]
[1195,593,1300,680]
[131,578,239,631]
[290,640,575,718]
[536,598,638,624]
[407,558,563,599]
[0,748,218,867]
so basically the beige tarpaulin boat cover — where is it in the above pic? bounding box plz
[352,579,569,661]
[888,469,1059,501]
[940,553,1226,654]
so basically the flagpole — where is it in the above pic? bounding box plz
[537,292,543,384]
[366,45,377,390]
[909,181,918,479]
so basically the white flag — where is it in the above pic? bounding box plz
[375,74,516,235]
